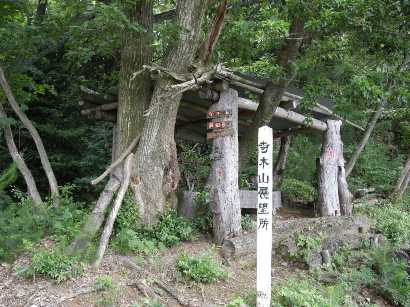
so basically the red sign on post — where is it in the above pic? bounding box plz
[207,121,232,130]
[207,110,231,119]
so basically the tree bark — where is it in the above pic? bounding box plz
[391,154,410,199]
[239,18,305,170]
[68,176,121,254]
[132,0,209,225]
[318,120,342,216]
[0,67,59,203]
[272,136,291,190]
[345,102,385,177]
[338,154,353,216]
[0,104,42,205]
[208,88,241,244]
[115,1,153,155]
[68,1,153,254]
[93,154,133,268]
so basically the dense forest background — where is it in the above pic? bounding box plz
[0,1,409,306]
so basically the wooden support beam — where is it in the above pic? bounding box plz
[273,106,328,131]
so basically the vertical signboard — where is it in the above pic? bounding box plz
[257,125,273,307]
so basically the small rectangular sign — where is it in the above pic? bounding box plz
[207,128,234,140]
[207,120,232,130]
[207,109,231,119]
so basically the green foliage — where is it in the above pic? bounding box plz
[112,209,195,255]
[271,278,348,307]
[0,185,87,262]
[226,297,248,307]
[153,209,195,247]
[0,163,18,209]
[114,192,140,233]
[241,214,255,231]
[290,233,322,264]
[346,143,404,193]
[94,276,115,291]
[193,191,213,234]
[363,202,410,246]
[370,247,410,306]
[176,252,226,284]
[19,248,84,283]
[112,228,157,255]
[281,178,317,203]
[0,163,17,191]
[178,143,211,191]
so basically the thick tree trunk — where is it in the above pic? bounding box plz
[318,120,342,216]
[0,67,59,203]
[391,154,410,199]
[345,102,385,177]
[239,18,305,170]
[115,1,153,154]
[68,1,153,254]
[93,154,133,268]
[208,88,241,244]
[0,104,42,205]
[272,136,291,189]
[132,0,209,225]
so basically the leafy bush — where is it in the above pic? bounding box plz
[0,185,87,262]
[363,202,410,246]
[112,229,157,255]
[113,209,195,254]
[153,209,195,247]
[281,178,317,203]
[226,297,248,307]
[176,252,226,283]
[20,248,84,283]
[290,233,322,264]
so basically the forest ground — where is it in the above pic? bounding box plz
[0,204,397,307]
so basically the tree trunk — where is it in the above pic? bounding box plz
[391,154,410,199]
[132,0,209,225]
[272,136,291,189]
[208,88,241,244]
[338,155,353,216]
[67,168,121,255]
[68,1,153,254]
[345,102,385,177]
[318,120,342,216]
[239,18,305,170]
[0,67,59,203]
[93,154,133,268]
[0,104,42,205]
[115,1,153,155]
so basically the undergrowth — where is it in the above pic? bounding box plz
[176,251,227,283]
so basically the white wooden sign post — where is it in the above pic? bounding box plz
[257,125,273,307]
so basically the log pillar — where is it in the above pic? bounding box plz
[318,120,352,216]
[208,88,241,244]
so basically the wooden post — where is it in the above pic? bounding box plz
[208,87,241,244]
[257,126,273,307]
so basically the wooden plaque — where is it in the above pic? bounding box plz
[206,109,232,119]
[207,120,232,130]
[207,128,234,140]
